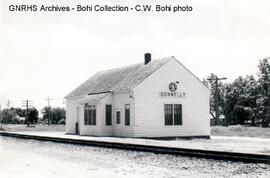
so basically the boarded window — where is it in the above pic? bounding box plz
[84,104,96,125]
[125,104,130,126]
[116,111,120,124]
[174,104,182,125]
[105,105,112,125]
[164,104,173,125]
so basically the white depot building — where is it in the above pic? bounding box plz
[65,54,210,138]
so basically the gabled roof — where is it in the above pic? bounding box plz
[65,57,172,98]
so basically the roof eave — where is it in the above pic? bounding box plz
[171,56,211,92]
[64,95,86,100]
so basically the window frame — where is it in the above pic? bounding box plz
[84,104,96,126]
[105,105,112,126]
[116,111,121,124]
[164,104,182,126]
[174,104,182,125]
[125,104,130,126]
[164,104,173,125]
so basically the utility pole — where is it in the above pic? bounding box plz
[6,100,11,125]
[22,100,33,126]
[0,105,2,130]
[7,100,11,109]
[45,97,53,125]
[208,76,227,125]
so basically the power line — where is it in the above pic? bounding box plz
[45,96,54,108]
[208,76,227,125]
[45,97,54,125]
[6,100,11,109]
[6,100,12,126]
[22,100,33,126]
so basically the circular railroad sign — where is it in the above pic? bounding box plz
[169,82,177,92]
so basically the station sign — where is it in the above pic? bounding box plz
[160,82,186,98]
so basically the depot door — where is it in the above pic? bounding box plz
[75,107,80,135]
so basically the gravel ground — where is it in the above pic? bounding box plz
[6,131,270,155]
[0,136,269,178]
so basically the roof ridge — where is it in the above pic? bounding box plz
[107,57,172,91]
[96,56,171,74]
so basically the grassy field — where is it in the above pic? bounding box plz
[1,124,65,132]
[211,125,270,138]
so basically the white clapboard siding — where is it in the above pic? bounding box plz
[65,96,84,134]
[110,92,135,137]
[133,58,210,137]
[79,94,111,136]
[74,92,135,137]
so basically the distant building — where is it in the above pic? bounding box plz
[18,116,25,123]
[210,114,225,126]
[65,54,210,138]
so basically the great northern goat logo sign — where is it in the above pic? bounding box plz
[169,82,177,92]
[160,82,186,98]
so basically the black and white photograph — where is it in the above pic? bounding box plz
[0,0,270,177]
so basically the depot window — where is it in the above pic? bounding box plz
[84,104,96,125]
[116,111,120,124]
[164,104,182,125]
[105,105,112,125]
[125,104,130,126]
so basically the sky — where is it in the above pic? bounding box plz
[0,0,270,111]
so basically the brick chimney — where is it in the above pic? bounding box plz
[144,53,151,65]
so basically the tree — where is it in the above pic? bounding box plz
[42,106,51,125]
[204,59,269,127]
[0,107,39,125]
[223,75,259,125]
[42,107,66,125]
[258,57,270,127]
[244,75,260,126]
[1,109,19,124]
[13,107,26,117]
[51,108,66,124]
[223,83,239,125]
[203,73,226,124]
[28,108,39,124]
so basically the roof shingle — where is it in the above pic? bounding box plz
[65,57,172,98]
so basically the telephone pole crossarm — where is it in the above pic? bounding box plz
[45,97,54,125]
[22,100,33,126]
